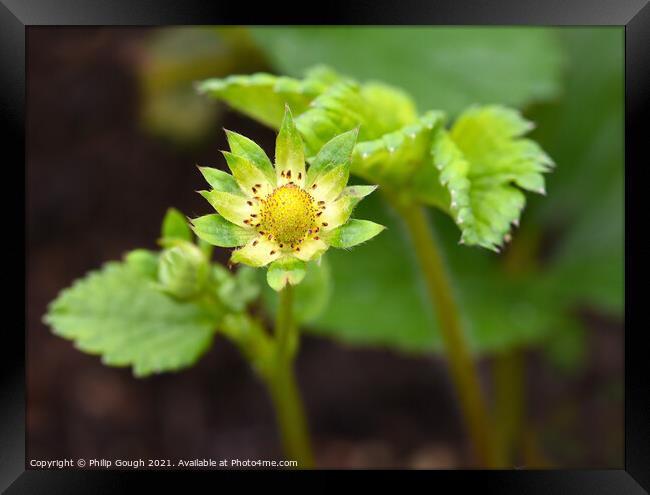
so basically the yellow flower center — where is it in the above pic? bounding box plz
[260,184,318,245]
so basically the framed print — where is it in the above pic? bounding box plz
[2,0,647,492]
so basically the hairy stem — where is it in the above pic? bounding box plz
[267,285,314,468]
[398,202,499,467]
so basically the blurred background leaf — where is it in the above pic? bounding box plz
[250,27,565,116]
[137,27,265,145]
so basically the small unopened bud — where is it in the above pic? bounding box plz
[158,242,208,300]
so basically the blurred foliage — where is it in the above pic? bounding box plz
[250,27,565,116]
[137,27,266,145]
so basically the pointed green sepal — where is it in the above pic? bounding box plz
[275,105,306,179]
[323,219,385,248]
[190,214,256,247]
[161,207,192,243]
[222,151,274,196]
[199,190,252,228]
[321,185,378,229]
[198,166,242,195]
[225,129,276,185]
[306,128,358,186]
[267,258,307,292]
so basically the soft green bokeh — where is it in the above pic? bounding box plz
[250,27,565,116]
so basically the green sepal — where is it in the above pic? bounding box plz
[266,258,307,291]
[190,213,256,247]
[275,106,306,175]
[199,189,251,227]
[225,129,276,185]
[161,207,192,242]
[306,128,358,186]
[222,150,274,194]
[323,219,386,248]
[198,166,242,195]
[261,257,332,325]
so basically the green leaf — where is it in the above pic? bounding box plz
[261,257,332,324]
[295,81,413,156]
[225,129,276,185]
[191,213,256,247]
[161,207,192,242]
[44,259,220,377]
[251,27,565,116]
[433,105,553,250]
[197,72,327,129]
[267,258,307,291]
[351,111,446,187]
[324,218,385,249]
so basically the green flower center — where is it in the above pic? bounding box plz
[260,184,317,245]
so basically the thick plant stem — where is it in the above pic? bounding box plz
[267,285,315,468]
[399,203,499,467]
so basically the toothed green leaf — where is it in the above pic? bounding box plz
[432,105,553,250]
[44,258,220,377]
[295,81,416,157]
[191,213,256,247]
[351,111,446,187]
[197,72,327,129]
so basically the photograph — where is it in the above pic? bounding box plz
[25,26,624,471]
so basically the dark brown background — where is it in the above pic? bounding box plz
[26,27,622,468]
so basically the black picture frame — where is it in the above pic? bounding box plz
[2,0,647,492]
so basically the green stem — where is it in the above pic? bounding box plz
[266,285,315,468]
[493,348,525,465]
[398,202,499,467]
